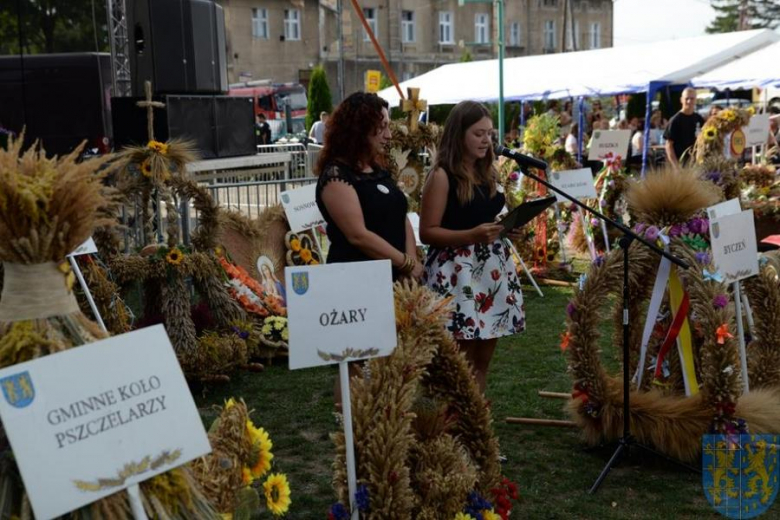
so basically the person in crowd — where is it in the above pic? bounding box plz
[664,87,704,169]
[309,111,329,144]
[255,113,272,145]
[420,101,526,393]
[565,122,579,156]
[707,104,722,122]
[767,113,779,148]
[630,118,645,156]
[315,92,422,405]
[560,99,573,134]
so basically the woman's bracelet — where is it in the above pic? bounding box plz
[399,253,415,275]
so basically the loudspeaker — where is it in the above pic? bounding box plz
[112,95,254,159]
[129,0,228,96]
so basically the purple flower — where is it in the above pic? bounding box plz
[644,225,660,241]
[329,503,350,520]
[608,180,616,188]
[509,171,520,181]
[695,252,711,265]
[594,255,605,267]
[634,223,647,234]
[590,218,600,227]
[688,218,703,235]
[599,199,607,207]
[713,294,729,309]
[668,224,683,237]
[680,223,690,235]
[704,170,722,183]
[566,302,577,317]
[700,219,709,234]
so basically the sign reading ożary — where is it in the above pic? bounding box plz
[549,168,598,202]
[280,184,326,233]
[709,209,759,283]
[285,260,397,370]
[587,129,631,161]
[0,325,211,520]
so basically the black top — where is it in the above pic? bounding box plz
[664,111,704,164]
[315,162,408,279]
[255,122,272,145]
[440,170,505,232]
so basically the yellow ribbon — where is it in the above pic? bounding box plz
[669,269,699,395]
[401,87,427,133]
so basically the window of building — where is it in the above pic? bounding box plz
[284,9,300,41]
[439,11,453,44]
[363,8,377,41]
[475,13,489,44]
[590,22,601,49]
[543,20,556,50]
[509,21,521,47]
[252,8,268,39]
[401,10,415,43]
[570,20,579,49]
[543,0,558,7]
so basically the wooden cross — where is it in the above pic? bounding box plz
[401,87,427,133]
[136,81,166,142]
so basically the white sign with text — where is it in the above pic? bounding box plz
[286,260,397,370]
[549,168,598,202]
[280,184,326,232]
[68,237,98,257]
[710,210,759,283]
[745,113,770,147]
[0,326,211,520]
[588,129,632,161]
[707,198,742,220]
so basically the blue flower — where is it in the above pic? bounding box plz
[355,484,370,512]
[328,503,350,520]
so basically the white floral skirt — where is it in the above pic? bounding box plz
[423,240,525,341]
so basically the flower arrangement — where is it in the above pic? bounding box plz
[192,398,291,517]
[116,138,195,185]
[693,107,753,162]
[261,316,288,344]
[285,231,322,266]
[218,255,286,318]
[522,113,560,161]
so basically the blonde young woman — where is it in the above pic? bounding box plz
[420,101,526,392]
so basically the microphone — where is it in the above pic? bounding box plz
[494,144,549,171]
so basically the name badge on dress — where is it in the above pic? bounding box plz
[377,184,390,194]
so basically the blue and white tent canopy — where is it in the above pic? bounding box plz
[691,40,780,90]
[378,29,779,106]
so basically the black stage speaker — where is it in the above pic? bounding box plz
[112,95,254,159]
[129,0,228,96]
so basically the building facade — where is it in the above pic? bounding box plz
[218,0,613,100]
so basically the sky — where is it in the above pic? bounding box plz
[613,0,716,47]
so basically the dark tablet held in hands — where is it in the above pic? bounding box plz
[497,196,557,237]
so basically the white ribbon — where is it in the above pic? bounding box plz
[633,234,671,387]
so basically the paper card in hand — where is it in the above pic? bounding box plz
[498,196,556,237]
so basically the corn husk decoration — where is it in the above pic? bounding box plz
[0,135,217,518]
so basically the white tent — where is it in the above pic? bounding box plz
[691,39,780,90]
[378,29,779,106]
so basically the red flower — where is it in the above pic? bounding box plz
[454,263,463,273]
[456,247,472,257]
[475,293,494,313]
[465,317,476,327]
[491,269,501,281]
[450,273,458,286]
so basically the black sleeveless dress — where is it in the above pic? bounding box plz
[315,162,408,280]
[423,170,525,340]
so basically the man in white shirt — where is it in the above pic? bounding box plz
[309,111,329,144]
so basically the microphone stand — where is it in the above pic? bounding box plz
[510,160,698,494]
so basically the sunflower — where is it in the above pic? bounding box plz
[140,158,152,177]
[300,248,313,263]
[482,511,501,520]
[263,473,291,516]
[454,514,475,520]
[247,421,274,478]
[290,238,301,252]
[165,247,184,266]
[147,140,169,154]
[242,466,254,485]
[703,126,718,142]
[224,397,237,409]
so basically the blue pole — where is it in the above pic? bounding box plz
[577,96,584,164]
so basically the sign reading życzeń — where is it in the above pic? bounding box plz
[709,210,759,283]
[588,129,631,161]
[549,168,598,202]
[286,260,397,370]
[0,325,211,520]
[280,184,326,233]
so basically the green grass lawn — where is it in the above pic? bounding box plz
[195,284,732,519]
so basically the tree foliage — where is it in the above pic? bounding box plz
[706,0,780,33]
[306,65,333,132]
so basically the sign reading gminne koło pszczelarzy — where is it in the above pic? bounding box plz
[285,260,397,370]
[709,209,759,283]
[280,184,326,233]
[0,325,211,520]
[549,168,598,202]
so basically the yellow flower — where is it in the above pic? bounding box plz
[290,238,301,252]
[263,473,291,516]
[281,329,289,341]
[262,324,272,336]
[147,140,169,154]
[224,397,237,409]
[221,514,233,520]
[214,246,223,257]
[58,261,76,292]
[310,259,320,265]
[482,511,501,520]
[703,127,718,142]
[273,319,284,331]
[166,247,184,266]
[747,106,756,116]
[454,514,475,520]
[247,422,274,478]
[140,158,152,177]
[242,466,254,485]
[300,248,312,263]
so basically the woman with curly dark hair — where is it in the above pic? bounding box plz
[315,92,422,280]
